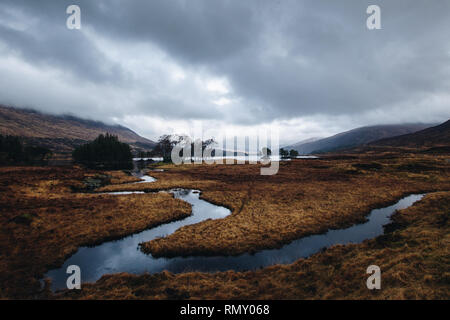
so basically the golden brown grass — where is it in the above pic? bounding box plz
[133,156,449,257]
[1,153,448,299]
[106,170,142,184]
[58,191,450,300]
[0,166,191,298]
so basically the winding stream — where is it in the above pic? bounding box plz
[45,174,424,290]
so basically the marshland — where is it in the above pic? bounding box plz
[1,153,449,299]
[1,0,450,304]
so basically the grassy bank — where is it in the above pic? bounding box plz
[1,153,448,299]
[0,166,191,298]
[131,155,449,257]
[59,191,450,300]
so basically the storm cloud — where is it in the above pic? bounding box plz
[0,0,449,143]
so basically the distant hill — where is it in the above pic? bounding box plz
[283,137,321,151]
[369,120,450,149]
[0,105,155,156]
[289,124,434,154]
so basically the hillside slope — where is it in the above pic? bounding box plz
[283,137,321,151]
[290,124,434,154]
[0,105,155,155]
[369,119,450,149]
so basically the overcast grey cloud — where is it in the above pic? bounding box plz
[0,0,449,143]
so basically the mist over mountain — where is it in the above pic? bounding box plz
[283,137,322,151]
[0,105,155,155]
[368,120,450,149]
[1,1,449,140]
[288,124,435,154]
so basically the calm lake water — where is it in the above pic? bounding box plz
[44,175,423,290]
[133,155,318,162]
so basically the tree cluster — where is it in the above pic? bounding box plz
[0,134,52,165]
[279,148,299,159]
[153,135,216,163]
[72,133,133,169]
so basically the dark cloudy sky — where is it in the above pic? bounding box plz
[0,0,449,144]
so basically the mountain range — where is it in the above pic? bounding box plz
[283,137,321,151]
[368,120,450,149]
[0,105,155,156]
[285,124,436,154]
[1,105,448,158]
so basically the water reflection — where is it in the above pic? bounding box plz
[45,189,423,290]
